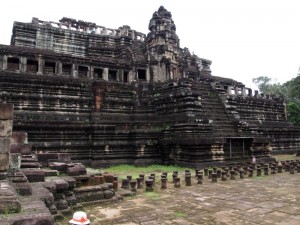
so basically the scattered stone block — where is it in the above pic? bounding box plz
[0,120,13,137]
[21,168,45,182]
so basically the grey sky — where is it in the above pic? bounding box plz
[1,0,300,89]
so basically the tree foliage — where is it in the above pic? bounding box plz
[252,75,300,127]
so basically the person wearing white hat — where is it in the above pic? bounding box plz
[69,211,90,225]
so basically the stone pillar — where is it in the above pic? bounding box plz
[146,67,150,81]
[20,57,26,72]
[145,179,154,192]
[57,62,62,75]
[71,64,77,77]
[234,87,239,95]
[197,174,203,184]
[103,68,109,81]
[0,55,3,70]
[121,179,129,189]
[226,86,232,95]
[37,57,44,75]
[2,55,7,70]
[242,88,247,97]
[90,67,94,79]
[161,178,167,189]
[0,104,13,175]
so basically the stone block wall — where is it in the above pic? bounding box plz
[0,104,13,172]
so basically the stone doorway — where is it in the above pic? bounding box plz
[223,138,252,160]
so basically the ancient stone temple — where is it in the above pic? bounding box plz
[0,6,299,167]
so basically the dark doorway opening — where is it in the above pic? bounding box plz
[109,70,117,81]
[223,138,252,159]
[138,69,146,80]
[123,71,128,83]
[7,57,19,71]
[94,68,103,79]
[27,59,38,73]
[78,66,88,77]
[62,64,72,75]
[44,62,56,74]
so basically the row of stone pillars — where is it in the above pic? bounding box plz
[117,160,300,192]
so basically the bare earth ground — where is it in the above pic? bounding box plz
[60,155,300,225]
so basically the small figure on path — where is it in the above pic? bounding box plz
[252,155,256,164]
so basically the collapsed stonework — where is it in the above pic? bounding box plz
[0,6,299,168]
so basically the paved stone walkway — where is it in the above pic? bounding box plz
[82,172,300,225]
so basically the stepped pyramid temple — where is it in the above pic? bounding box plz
[1,6,300,167]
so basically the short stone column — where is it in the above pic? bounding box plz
[248,168,253,177]
[113,176,118,190]
[172,173,178,183]
[211,173,218,183]
[230,170,236,180]
[263,166,269,176]
[185,174,192,186]
[239,170,244,179]
[270,166,276,174]
[161,178,167,189]
[136,178,143,189]
[130,180,137,192]
[145,179,154,192]
[174,177,181,188]
[139,174,145,182]
[197,174,203,184]
[162,172,168,180]
[256,168,262,177]
[208,170,213,179]
[289,166,295,174]
[217,169,222,178]
[121,179,129,189]
[127,175,132,181]
[221,171,227,181]
[277,165,283,173]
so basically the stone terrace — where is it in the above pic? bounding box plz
[57,165,300,225]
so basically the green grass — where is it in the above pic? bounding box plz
[173,211,187,218]
[103,164,193,179]
[142,192,161,200]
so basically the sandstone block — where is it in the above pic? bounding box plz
[0,153,9,172]
[11,132,28,144]
[54,179,69,192]
[57,153,72,163]
[0,104,13,120]
[21,169,45,182]
[13,182,32,196]
[10,143,32,155]
[0,120,13,137]
[0,196,21,214]
[49,162,67,172]
[0,138,11,153]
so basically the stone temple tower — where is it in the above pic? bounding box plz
[146,6,181,81]
[146,6,211,82]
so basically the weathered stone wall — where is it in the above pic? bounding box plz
[0,104,13,172]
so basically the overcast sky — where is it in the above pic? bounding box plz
[1,0,300,89]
